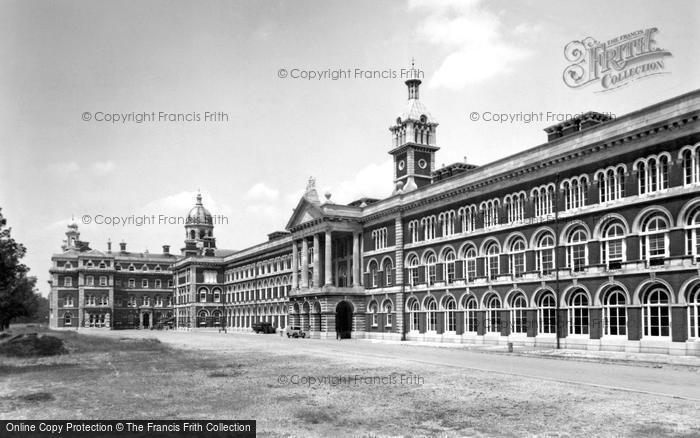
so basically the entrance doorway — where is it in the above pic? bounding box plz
[142,313,150,329]
[335,301,353,339]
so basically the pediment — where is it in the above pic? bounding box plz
[285,198,323,230]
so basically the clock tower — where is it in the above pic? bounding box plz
[389,68,439,194]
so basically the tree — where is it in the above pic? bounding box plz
[0,208,40,330]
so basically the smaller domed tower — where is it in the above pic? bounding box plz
[182,193,216,257]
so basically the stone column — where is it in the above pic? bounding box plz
[352,232,360,287]
[313,234,320,287]
[301,238,309,288]
[291,241,298,289]
[324,230,332,286]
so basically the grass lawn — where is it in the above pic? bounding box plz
[1,327,699,437]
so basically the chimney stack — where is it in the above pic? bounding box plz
[107,238,112,253]
[162,245,170,254]
[120,240,127,252]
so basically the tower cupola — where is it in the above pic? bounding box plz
[389,63,439,194]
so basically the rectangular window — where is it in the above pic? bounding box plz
[155,279,162,288]
[512,254,524,277]
[64,277,72,287]
[142,279,148,288]
[128,279,135,288]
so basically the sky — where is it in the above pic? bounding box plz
[1,0,699,295]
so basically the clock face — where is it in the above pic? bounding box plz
[418,159,427,169]
[398,160,405,170]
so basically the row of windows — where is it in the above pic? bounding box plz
[61,295,171,307]
[404,151,681,245]
[371,227,388,250]
[405,285,700,339]
[229,255,293,281]
[398,205,699,286]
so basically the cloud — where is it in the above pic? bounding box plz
[409,0,533,89]
[47,161,79,174]
[142,190,233,218]
[324,160,393,205]
[244,182,280,201]
[91,160,116,174]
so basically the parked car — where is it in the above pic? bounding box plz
[252,322,276,334]
[287,326,306,338]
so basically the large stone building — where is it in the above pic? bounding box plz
[50,76,700,355]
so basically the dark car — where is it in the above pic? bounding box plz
[286,326,306,338]
[252,322,276,334]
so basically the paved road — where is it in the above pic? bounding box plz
[96,330,700,401]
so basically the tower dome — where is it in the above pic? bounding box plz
[182,192,217,256]
[186,193,213,225]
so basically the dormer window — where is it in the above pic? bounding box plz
[98,262,106,269]
[155,265,161,272]
[142,265,148,272]
[128,265,135,272]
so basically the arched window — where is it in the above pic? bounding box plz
[642,287,670,337]
[510,293,527,334]
[408,220,419,243]
[369,301,379,327]
[422,216,437,240]
[369,260,378,288]
[682,145,700,185]
[383,301,393,327]
[537,292,556,334]
[565,227,588,272]
[684,204,700,259]
[458,205,477,233]
[407,255,419,286]
[462,245,477,281]
[409,299,420,332]
[598,166,626,202]
[485,294,501,333]
[484,241,500,280]
[440,211,456,236]
[508,237,526,277]
[567,290,589,335]
[463,295,478,333]
[601,220,626,269]
[688,284,700,339]
[481,199,500,228]
[425,253,437,285]
[505,192,525,223]
[535,232,555,275]
[382,259,393,286]
[426,298,437,332]
[443,249,456,284]
[532,185,554,217]
[640,213,669,265]
[199,288,207,303]
[444,297,456,332]
[637,155,669,195]
[603,288,627,336]
[213,288,221,303]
